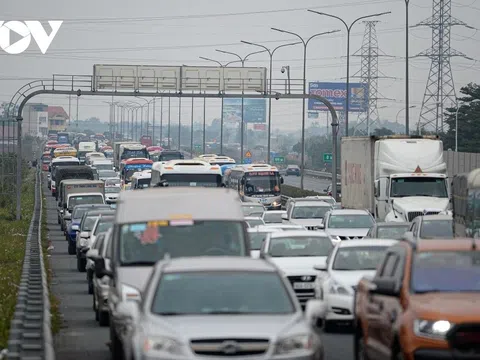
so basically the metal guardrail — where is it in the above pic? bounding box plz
[6,168,54,360]
[303,169,341,180]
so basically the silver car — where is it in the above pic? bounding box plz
[116,257,326,360]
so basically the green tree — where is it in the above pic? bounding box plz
[374,127,395,136]
[443,83,480,152]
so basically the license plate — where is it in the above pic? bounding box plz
[294,282,315,289]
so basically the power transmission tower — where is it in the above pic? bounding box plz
[415,0,473,134]
[352,21,394,135]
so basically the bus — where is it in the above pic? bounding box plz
[452,169,480,237]
[224,164,283,210]
[53,146,77,158]
[158,150,184,162]
[49,156,80,196]
[120,158,153,185]
[150,159,223,188]
[131,170,152,190]
[206,155,235,167]
[57,132,70,145]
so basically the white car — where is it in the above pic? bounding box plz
[261,210,286,225]
[264,224,306,231]
[313,239,398,331]
[306,195,336,206]
[104,185,120,204]
[261,230,334,307]
[247,226,283,258]
[323,209,375,241]
[245,216,265,228]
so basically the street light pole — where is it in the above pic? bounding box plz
[168,95,171,148]
[307,10,391,136]
[240,40,301,163]
[396,105,416,127]
[271,28,340,189]
[178,97,182,150]
[215,49,267,163]
[405,0,410,134]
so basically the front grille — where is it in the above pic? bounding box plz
[190,339,269,356]
[339,236,364,240]
[287,276,316,304]
[447,324,480,354]
[408,211,440,222]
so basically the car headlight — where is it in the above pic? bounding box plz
[271,201,280,207]
[79,238,88,247]
[274,334,312,355]
[143,336,184,356]
[414,319,454,339]
[328,280,351,295]
[121,284,141,301]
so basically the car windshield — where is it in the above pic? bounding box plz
[105,186,120,194]
[242,205,264,216]
[376,225,410,239]
[72,206,110,220]
[420,220,454,239]
[328,214,374,229]
[249,232,270,250]
[246,219,264,227]
[105,179,121,186]
[411,251,480,293]
[159,153,183,161]
[94,220,113,235]
[263,212,284,224]
[391,177,448,198]
[81,216,99,231]
[98,170,117,178]
[151,272,294,315]
[69,195,104,210]
[332,246,388,271]
[94,163,113,171]
[119,221,247,264]
[269,236,333,257]
[292,206,330,219]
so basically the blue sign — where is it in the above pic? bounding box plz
[308,82,367,112]
[243,158,252,164]
[223,98,267,123]
[125,163,152,170]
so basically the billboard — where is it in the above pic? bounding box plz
[222,98,267,123]
[308,82,367,112]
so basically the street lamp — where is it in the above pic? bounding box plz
[135,96,156,139]
[240,40,301,163]
[396,105,416,125]
[199,56,242,154]
[126,100,144,140]
[215,48,267,163]
[405,0,410,134]
[455,99,480,152]
[307,10,391,136]
[271,27,340,190]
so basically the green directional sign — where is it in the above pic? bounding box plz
[194,144,201,149]
[323,153,333,163]
[273,156,285,164]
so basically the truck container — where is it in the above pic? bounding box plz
[77,142,97,164]
[452,168,480,237]
[54,165,95,200]
[341,135,450,222]
[62,180,105,213]
[113,141,139,170]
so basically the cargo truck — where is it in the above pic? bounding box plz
[113,141,139,170]
[341,135,450,223]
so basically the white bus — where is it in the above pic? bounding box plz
[49,156,80,195]
[206,155,235,166]
[131,170,152,190]
[224,164,283,210]
[151,159,223,188]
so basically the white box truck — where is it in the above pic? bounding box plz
[341,135,450,222]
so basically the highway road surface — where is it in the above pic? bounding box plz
[45,179,353,360]
[283,174,332,193]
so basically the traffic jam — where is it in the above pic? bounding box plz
[43,132,480,360]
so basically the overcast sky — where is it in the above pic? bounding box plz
[2,0,479,132]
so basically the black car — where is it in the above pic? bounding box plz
[285,165,300,176]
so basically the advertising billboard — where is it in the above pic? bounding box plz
[222,98,267,123]
[308,82,367,112]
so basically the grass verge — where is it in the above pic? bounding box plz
[0,168,36,349]
[41,189,61,335]
[281,184,322,198]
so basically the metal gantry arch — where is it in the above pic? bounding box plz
[8,75,340,220]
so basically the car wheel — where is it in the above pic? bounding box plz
[354,330,368,360]
[324,320,336,333]
[88,280,94,295]
[57,217,61,225]
[68,241,76,255]
[99,311,109,327]
[77,257,87,272]
[93,293,97,312]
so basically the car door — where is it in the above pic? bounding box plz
[365,252,398,360]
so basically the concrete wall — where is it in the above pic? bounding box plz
[444,150,480,175]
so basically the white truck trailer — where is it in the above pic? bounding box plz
[341,135,450,222]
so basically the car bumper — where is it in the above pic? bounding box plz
[324,293,354,322]
[412,349,480,360]
[96,284,109,312]
[137,351,321,360]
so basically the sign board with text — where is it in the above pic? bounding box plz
[223,98,267,123]
[273,156,285,164]
[308,82,367,112]
[323,153,333,162]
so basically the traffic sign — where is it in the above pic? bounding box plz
[245,150,252,158]
[243,158,252,164]
[273,156,285,164]
[323,153,333,162]
[194,144,201,149]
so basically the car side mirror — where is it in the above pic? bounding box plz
[318,223,325,229]
[304,299,327,328]
[313,263,327,271]
[71,224,79,231]
[117,301,140,321]
[63,213,71,220]
[370,278,398,297]
[281,214,288,220]
[94,257,113,278]
[80,231,90,239]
